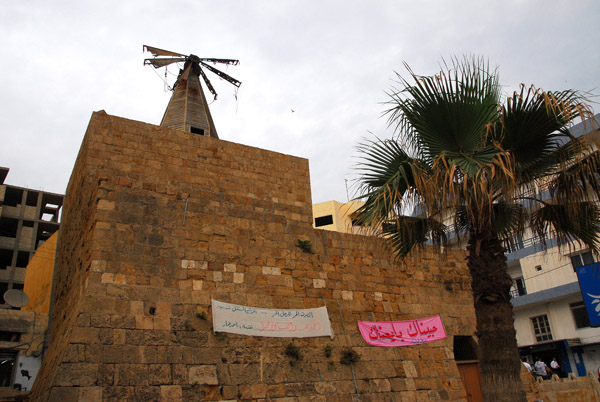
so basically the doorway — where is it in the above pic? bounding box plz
[454,336,483,402]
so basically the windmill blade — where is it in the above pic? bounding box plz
[199,68,218,100]
[143,45,186,58]
[199,61,241,88]
[199,58,240,66]
[144,57,186,68]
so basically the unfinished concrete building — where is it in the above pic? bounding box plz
[0,167,63,391]
[0,167,63,295]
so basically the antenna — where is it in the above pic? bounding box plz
[3,289,30,308]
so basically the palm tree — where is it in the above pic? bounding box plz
[354,57,600,401]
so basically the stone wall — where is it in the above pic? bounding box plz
[30,111,478,401]
[531,372,600,402]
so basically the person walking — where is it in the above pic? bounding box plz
[522,357,532,373]
[534,357,549,379]
[550,357,562,377]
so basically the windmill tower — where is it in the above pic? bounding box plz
[144,45,241,139]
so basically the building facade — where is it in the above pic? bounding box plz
[508,116,600,377]
[0,167,62,391]
[312,200,365,234]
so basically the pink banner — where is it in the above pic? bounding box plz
[357,315,446,347]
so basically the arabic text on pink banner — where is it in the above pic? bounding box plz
[357,315,446,347]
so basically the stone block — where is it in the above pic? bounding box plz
[221,385,238,400]
[115,364,148,386]
[136,315,154,330]
[149,364,172,385]
[189,365,218,385]
[48,387,80,402]
[79,387,102,402]
[223,263,237,272]
[160,385,182,401]
[262,266,281,276]
[233,273,244,283]
[403,361,418,378]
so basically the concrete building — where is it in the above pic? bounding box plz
[0,167,62,391]
[509,115,600,377]
[312,200,365,234]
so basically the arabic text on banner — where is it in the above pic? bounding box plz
[212,299,333,338]
[357,315,446,347]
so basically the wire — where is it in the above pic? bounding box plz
[149,67,172,92]
[234,87,239,114]
[525,261,575,280]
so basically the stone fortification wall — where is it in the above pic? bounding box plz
[530,372,600,402]
[31,111,477,401]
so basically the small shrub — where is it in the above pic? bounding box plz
[324,345,333,358]
[285,343,302,366]
[340,348,360,365]
[295,239,312,253]
[196,311,208,320]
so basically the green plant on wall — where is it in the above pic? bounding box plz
[196,311,208,320]
[324,345,333,358]
[295,239,312,253]
[340,347,360,365]
[285,343,302,366]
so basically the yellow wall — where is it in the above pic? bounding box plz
[22,231,57,314]
[312,200,365,233]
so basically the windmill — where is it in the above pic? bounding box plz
[143,45,241,139]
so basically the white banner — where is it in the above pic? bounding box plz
[212,299,333,338]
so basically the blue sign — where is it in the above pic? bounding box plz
[575,263,600,327]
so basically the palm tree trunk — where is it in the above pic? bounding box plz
[466,227,527,402]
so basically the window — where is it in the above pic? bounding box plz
[570,302,591,329]
[190,126,205,135]
[535,265,542,272]
[0,331,20,342]
[531,315,553,342]
[570,251,594,271]
[350,218,363,227]
[314,215,333,227]
[0,351,17,388]
[510,277,527,298]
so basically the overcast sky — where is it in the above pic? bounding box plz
[1,1,599,204]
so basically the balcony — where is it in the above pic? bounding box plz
[505,235,559,262]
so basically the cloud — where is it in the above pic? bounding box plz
[1,0,598,203]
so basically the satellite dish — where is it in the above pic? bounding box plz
[3,289,29,308]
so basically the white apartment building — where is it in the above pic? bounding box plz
[509,116,600,377]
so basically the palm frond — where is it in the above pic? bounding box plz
[550,147,600,205]
[532,202,600,252]
[382,216,447,257]
[354,138,426,226]
[497,86,595,181]
[386,56,501,164]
